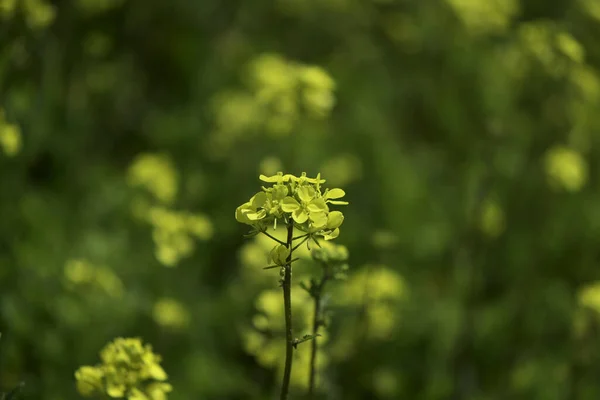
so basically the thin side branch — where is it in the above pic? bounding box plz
[260,230,287,246]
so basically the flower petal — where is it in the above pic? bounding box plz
[310,212,328,228]
[328,200,349,205]
[246,209,267,221]
[251,192,268,208]
[326,211,344,229]
[297,186,315,203]
[307,197,327,213]
[259,172,283,183]
[324,188,345,200]
[293,208,309,224]
[281,196,301,212]
[323,228,340,240]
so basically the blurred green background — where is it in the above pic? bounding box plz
[3,0,600,399]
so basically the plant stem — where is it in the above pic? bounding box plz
[308,272,328,397]
[308,292,321,397]
[280,220,295,400]
[261,230,287,246]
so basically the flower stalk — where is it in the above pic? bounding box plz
[235,172,349,399]
[280,219,295,400]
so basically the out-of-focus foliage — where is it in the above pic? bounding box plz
[2,0,600,398]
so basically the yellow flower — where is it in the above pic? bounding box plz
[544,145,588,192]
[153,297,191,329]
[74,366,104,397]
[0,123,21,156]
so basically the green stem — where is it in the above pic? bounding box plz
[291,236,310,253]
[308,270,328,397]
[261,230,287,246]
[308,292,321,397]
[280,220,295,400]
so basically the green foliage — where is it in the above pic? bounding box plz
[3,0,600,398]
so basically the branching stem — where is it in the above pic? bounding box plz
[261,230,287,246]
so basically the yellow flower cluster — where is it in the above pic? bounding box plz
[75,337,172,400]
[209,54,335,155]
[242,288,328,389]
[126,153,214,267]
[0,0,55,29]
[64,259,124,299]
[147,206,213,267]
[0,110,22,157]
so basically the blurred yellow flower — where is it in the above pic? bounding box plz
[23,0,55,29]
[127,153,179,205]
[64,259,124,298]
[445,0,518,35]
[480,198,506,238]
[0,122,22,157]
[153,297,191,330]
[544,145,588,192]
[577,281,600,314]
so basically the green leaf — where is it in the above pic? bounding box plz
[324,188,345,200]
[281,196,301,212]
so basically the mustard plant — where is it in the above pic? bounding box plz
[74,337,171,400]
[235,172,348,400]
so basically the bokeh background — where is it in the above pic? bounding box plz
[3,0,600,399]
